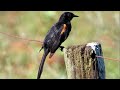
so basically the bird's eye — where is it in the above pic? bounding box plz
[67,14,71,17]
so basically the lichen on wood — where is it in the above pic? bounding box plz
[63,43,105,79]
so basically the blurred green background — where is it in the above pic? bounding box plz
[0,11,119,79]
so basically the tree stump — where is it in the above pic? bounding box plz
[63,42,105,79]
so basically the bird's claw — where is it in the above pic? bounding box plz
[59,46,65,52]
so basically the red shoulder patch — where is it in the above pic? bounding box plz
[60,24,67,35]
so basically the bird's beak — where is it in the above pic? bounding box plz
[73,14,79,17]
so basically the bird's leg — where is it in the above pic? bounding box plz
[59,46,65,52]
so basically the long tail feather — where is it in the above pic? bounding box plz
[39,46,43,52]
[37,49,49,79]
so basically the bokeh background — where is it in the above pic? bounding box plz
[0,11,119,79]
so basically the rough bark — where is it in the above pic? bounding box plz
[63,43,105,79]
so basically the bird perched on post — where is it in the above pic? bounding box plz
[37,12,78,79]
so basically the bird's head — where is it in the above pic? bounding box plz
[59,12,79,23]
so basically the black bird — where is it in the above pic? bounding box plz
[37,12,78,79]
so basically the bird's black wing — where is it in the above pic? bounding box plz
[43,23,69,53]
[43,24,60,48]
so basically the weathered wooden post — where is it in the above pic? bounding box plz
[63,42,105,79]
